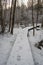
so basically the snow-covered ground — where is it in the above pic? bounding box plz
[6,28,34,65]
[0,26,43,65]
[0,28,22,65]
[28,28,43,65]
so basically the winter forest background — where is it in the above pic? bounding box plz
[0,0,43,34]
[0,0,43,65]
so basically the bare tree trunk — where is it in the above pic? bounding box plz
[32,0,35,36]
[36,7,38,28]
[41,18,43,27]
[11,0,17,34]
[9,0,13,32]
[36,0,42,28]
[36,0,39,28]
[4,0,7,31]
[0,0,5,33]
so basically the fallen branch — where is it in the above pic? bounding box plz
[28,25,40,31]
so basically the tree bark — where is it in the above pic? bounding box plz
[0,0,5,33]
[36,0,42,28]
[32,0,35,36]
[11,0,17,34]
[9,0,13,32]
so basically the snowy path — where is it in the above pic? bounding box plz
[7,28,34,65]
[0,28,21,65]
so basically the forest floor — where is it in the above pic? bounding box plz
[0,27,22,65]
[0,26,43,65]
[28,27,43,65]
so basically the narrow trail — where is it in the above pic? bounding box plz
[6,28,34,65]
[0,28,20,65]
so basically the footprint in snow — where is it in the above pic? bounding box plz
[17,55,21,61]
[10,41,14,44]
